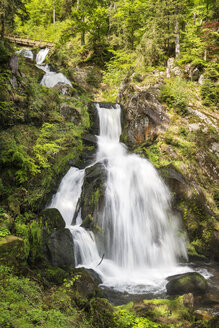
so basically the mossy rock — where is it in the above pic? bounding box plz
[0,235,26,265]
[73,162,107,229]
[166,272,208,296]
[44,266,69,285]
[46,228,75,268]
[89,297,116,328]
[41,208,65,233]
[73,268,104,300]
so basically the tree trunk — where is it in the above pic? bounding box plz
[81,17,85,47]
[174,7,180,57]
[53,7,55,25]
[1,13,5,38]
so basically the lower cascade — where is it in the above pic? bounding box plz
[49,103,191,294]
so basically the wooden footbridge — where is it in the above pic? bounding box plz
[5,35,55,48]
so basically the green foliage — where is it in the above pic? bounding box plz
[201,62,219,107]
[160,77,191,116]
[0,270,90,328]
[0,136,40,183]
[116,307,160,328]
[102,50,135,101]
[0,226,10,238]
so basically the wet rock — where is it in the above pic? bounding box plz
[74,268,104,299]
[0,235,26,265]
[166,272,208,296]
[88,102,100,135]
[41,208,65,232]
[47,228,75,268]
[72,162,107,229]
[81,134,98,146]
[60,102,81,124]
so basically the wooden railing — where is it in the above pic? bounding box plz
[5,35,55,48]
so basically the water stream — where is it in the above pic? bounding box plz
[17,47,72,88]
[49,103,197,294]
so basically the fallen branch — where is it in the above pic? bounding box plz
[96,254,105,267]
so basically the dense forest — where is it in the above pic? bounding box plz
[0,0,218,327]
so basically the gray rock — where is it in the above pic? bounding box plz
[10,55,19,75]
[119,88,169,148]
[166,272,208,295]
[54,83,73,95]
[72,162,107,229]
[60,102,81,124]
[191,67,201,81]
[198,74,204,85]
[41,208,65,232]
[47,228,75,268]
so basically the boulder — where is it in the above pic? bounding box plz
[73,268,104,299]
[47,228,75,268]
[191,67,201,81]
[118,88,169,148]
[41,208,65,232]
[166,272,208,296]
[60,102,81,124]
[72,162,107,230]
[0,235,26,265]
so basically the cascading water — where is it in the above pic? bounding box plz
[36,48,50,65]
[49,103,192,294]
[17,47,72,88]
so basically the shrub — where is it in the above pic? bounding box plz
[159,77,190,116]
[201,62,219,107]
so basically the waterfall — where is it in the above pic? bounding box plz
[17,47,72,88]
[49,103,191,294]
[36,48,50,65]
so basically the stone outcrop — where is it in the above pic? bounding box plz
[30,208,75,268]
[166,272,208,296]
[47,228,75,267]
[0,235,26,266]
[59,102,81,124]
[118,85,169,148]
[72,163,107,231]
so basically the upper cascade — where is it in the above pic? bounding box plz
[36,48,50,65]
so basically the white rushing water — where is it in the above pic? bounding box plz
[36,48,50,65]
[50,103,193,294]
[16,48,34,60]
[17,47,72,88]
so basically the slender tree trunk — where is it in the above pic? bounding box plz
[1,14,5,38]
[77,0,85,47]
[174,7,180,57]
[53,7,55,25]
[81,17,85,46]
